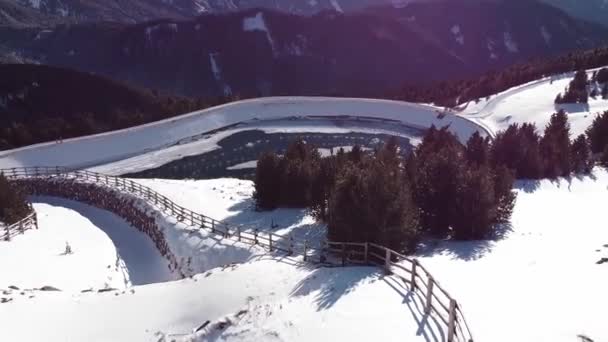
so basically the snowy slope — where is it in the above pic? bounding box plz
[416,169,608,342]
[0,97,486,171]
[463,68,608,137]
[0,196,172,291]
[1,259,438,342]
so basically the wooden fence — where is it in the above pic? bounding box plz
[1,208,37,242]
[0,166,473,342]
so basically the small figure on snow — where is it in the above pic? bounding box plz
[63,241,73,255]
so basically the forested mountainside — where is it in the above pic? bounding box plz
[397,46,608,106]
[0,64,206,149]
[1,2,606,99]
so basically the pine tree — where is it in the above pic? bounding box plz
[491,123,542,179]
[452,166,497,240]
[465,131,490,166]
[585,110,608,153]
[254,152,282,210]
[570,134,593,174]
[413,141,464,236]
[492,164,516,224]
[597,68,608,84]
[601,145,608,169]
[554,93,563,104]
[540,110,571,178]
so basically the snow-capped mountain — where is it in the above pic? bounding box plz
[2,2,606,98]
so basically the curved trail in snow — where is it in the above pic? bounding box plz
[0,97,489,172]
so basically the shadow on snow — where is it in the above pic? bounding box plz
[31,196,174,286]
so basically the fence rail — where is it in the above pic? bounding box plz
[0,166,473,342]
[1,208,37,242]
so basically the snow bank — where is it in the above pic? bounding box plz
[0,97,487,171]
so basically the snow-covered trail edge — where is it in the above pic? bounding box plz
[0,97,489,170]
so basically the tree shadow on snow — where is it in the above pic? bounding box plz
[30,196,173,286]
[513,179,541,193]
[289,266,381,311]
[417,222,513,261]
[515,172,599,194]
[554,102,590,114]
[222,198,327,244]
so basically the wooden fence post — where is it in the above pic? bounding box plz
[303,240,308,261]
[288,235,294,255]
[411,259,418,291]
[447,299,457,342]
[269,233,273,251]
[211,220,216,233]
[425,275,434,315]
[364,242,369,264]
[384,248,392,274]
[19,221,24,234]
[237,227,241,241]
[190,212,194,226]
[254,229,258,244]
[5,225,10,241]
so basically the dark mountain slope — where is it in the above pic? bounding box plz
[0,64,202,148]
[1,2,606,98]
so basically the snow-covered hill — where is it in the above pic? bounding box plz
[4,170,608,341]
[3,71,608,342]
[463,68,608,137]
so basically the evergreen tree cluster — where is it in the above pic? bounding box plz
[255,110,602,252]
[0,173,30,225]
[555,70,589,104]
[255,132,518,252]
[492,110,593,179]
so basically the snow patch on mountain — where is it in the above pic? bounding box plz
[208,52,233,96]
[329,0,343,13]
[503,31,519,53]
[145,23,178,41]
[243,12,276,56]
[451,25,464,45]
[540,26,552,45]
[487,39,498,59]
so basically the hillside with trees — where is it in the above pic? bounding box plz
[0,64,218,149]
[396,48,608,107]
